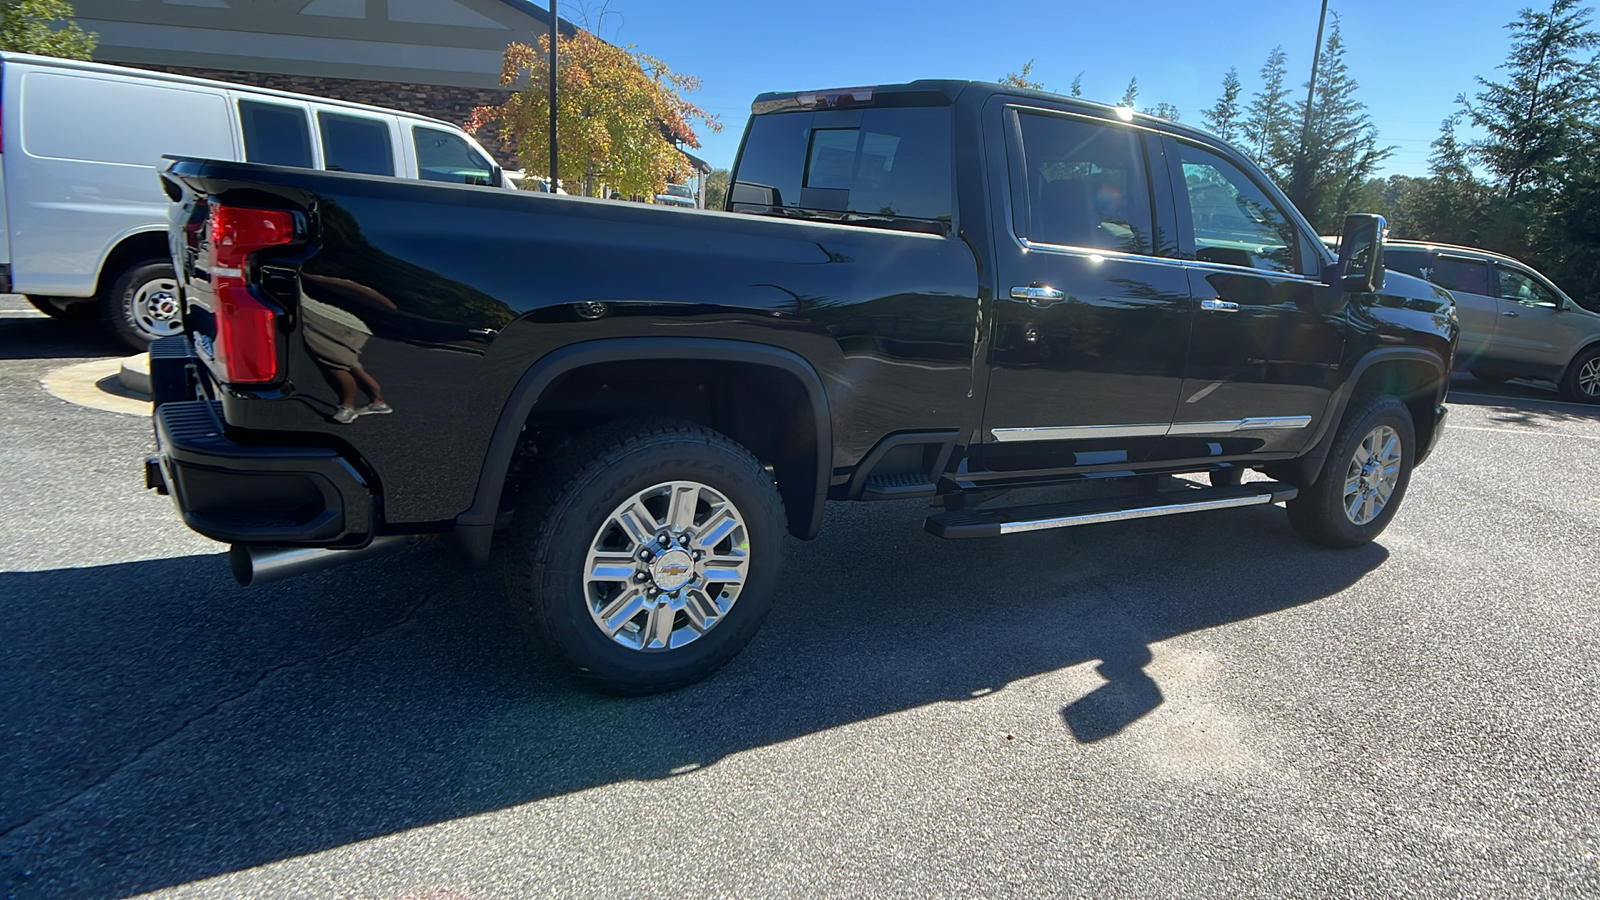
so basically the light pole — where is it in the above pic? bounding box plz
[1294,0,1330,199]
[548,0,558,192]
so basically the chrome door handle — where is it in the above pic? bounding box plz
[1502,310,1520,317]
[1200,298,1240,313]
[1010,285,1065,307]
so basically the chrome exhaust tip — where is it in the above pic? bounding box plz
[229,535,418,587]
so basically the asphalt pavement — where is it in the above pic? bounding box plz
[2,295,1597,898]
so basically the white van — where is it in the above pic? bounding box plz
[0,52,508,348]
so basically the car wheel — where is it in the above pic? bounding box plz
[104,260,182,350]
[505,418,787,694]
[1560,346,1600,404]
[1286,395,1414,549]
[26,295,99,325]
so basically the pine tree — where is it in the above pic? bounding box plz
[1412,108,1489,244]
[1000,60,1044,91]
[1284,17,1392,232]
[1202,67,1243,142]
[1068,72,1083,97]
[1120,78,1138,108]
[1242,47,1292,179]
[1469,0,1600,196]
[1149,102,1181,122]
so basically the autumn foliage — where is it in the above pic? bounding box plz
[469,30,719,198]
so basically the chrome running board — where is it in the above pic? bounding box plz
[924,482,1299,539]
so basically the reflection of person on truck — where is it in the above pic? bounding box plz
[300,272,396,424]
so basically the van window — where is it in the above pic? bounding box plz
[1427,256,1492,296]
[414,127,495,185]
[730,107,952,232]
[20,72,233,167]
[319,112,394,176]
[1012,112,1155,256]
[240,100,314,168]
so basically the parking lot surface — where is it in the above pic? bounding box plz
[2,296,1597,898]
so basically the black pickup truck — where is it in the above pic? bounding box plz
[148,80,1457,692]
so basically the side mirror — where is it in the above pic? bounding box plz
[491,165,504,189]
[1334,214,1387,293]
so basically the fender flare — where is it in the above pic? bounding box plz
[1285,346,1449,487]
[454,337,833,563]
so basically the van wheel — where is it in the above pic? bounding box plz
[104,260,182,350]
[26,295,98,325]
[1286,395,1414,548]
[1561,346,1600,404]
[505,418,787,694]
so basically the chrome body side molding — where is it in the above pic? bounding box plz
[992,415,1313,442]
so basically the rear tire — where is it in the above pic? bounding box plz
[1286,395,1414,548]
[504,418,787,694]
[26,296,98,325]
[104,260,181,351]
[1560,346,1600,404]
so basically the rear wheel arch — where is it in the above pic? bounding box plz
[457,338,833,562]
[1559,340,1600,403]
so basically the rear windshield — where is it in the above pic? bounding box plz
[729,107,952,234]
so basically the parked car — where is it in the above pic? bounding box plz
[655,182,697,207]
[0,52,507,349]
[147,80,1455,693]
[1381,241,1600,402]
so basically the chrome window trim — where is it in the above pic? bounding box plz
[1181,258,1325,283]
[995,416,1312,442]
[1015,236,1184,269]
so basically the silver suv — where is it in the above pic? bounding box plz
[1384,241,1600,403]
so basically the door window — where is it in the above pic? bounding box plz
[319,112,394,176]
[1425,256,1493,297]
[1011,112,1154,255]
[1497,267,1561,308]
[413,127,495,185]
[239,100,313,168]
[1175,142,1299,274]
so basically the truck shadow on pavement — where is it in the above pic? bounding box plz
[0,316,132,361]
[0,503,1386,897]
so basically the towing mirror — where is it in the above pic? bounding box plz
[1335,214,1387,293]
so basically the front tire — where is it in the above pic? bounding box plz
[505,418,787,694]
[1561,346,1600,404]
[104,260,182,350]
[1286,395,1415,548]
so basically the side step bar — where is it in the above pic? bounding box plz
[924,482,1299,539]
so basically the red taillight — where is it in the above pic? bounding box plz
[207,206,295,384]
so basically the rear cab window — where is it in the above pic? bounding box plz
[239,99,314,168]
[319,112,395,176]
[730,103,952,234]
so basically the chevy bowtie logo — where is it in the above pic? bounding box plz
[658,564,690,577]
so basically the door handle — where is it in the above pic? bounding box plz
[1502,310,1520,318]
[1010,285,1065,307]
[1200,298,1240,313]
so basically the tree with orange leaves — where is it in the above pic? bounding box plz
[469,30,719,198]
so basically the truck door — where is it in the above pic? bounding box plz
[1153,136,1346,463]
[980,104,1191,472]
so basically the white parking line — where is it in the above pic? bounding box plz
[1448,391,1600,412]
[1446,424,1600,441]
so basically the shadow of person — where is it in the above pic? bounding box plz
[300,273,397,424]
[1063,643,1161,742]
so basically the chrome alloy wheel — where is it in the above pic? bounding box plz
[583,481,750,652]
[1342,424,1402,526]
[132,278,183,338]
[1578,358,1600,398]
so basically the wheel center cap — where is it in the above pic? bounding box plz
[649,547,695,592]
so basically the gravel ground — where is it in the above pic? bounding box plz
[2,296,1596,899]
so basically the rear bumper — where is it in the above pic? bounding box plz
[153,400,374,546]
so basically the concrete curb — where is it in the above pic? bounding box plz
[118,353,152,397]
[40,358,152,417]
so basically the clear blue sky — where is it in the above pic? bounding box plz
[568,0,1533,178]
